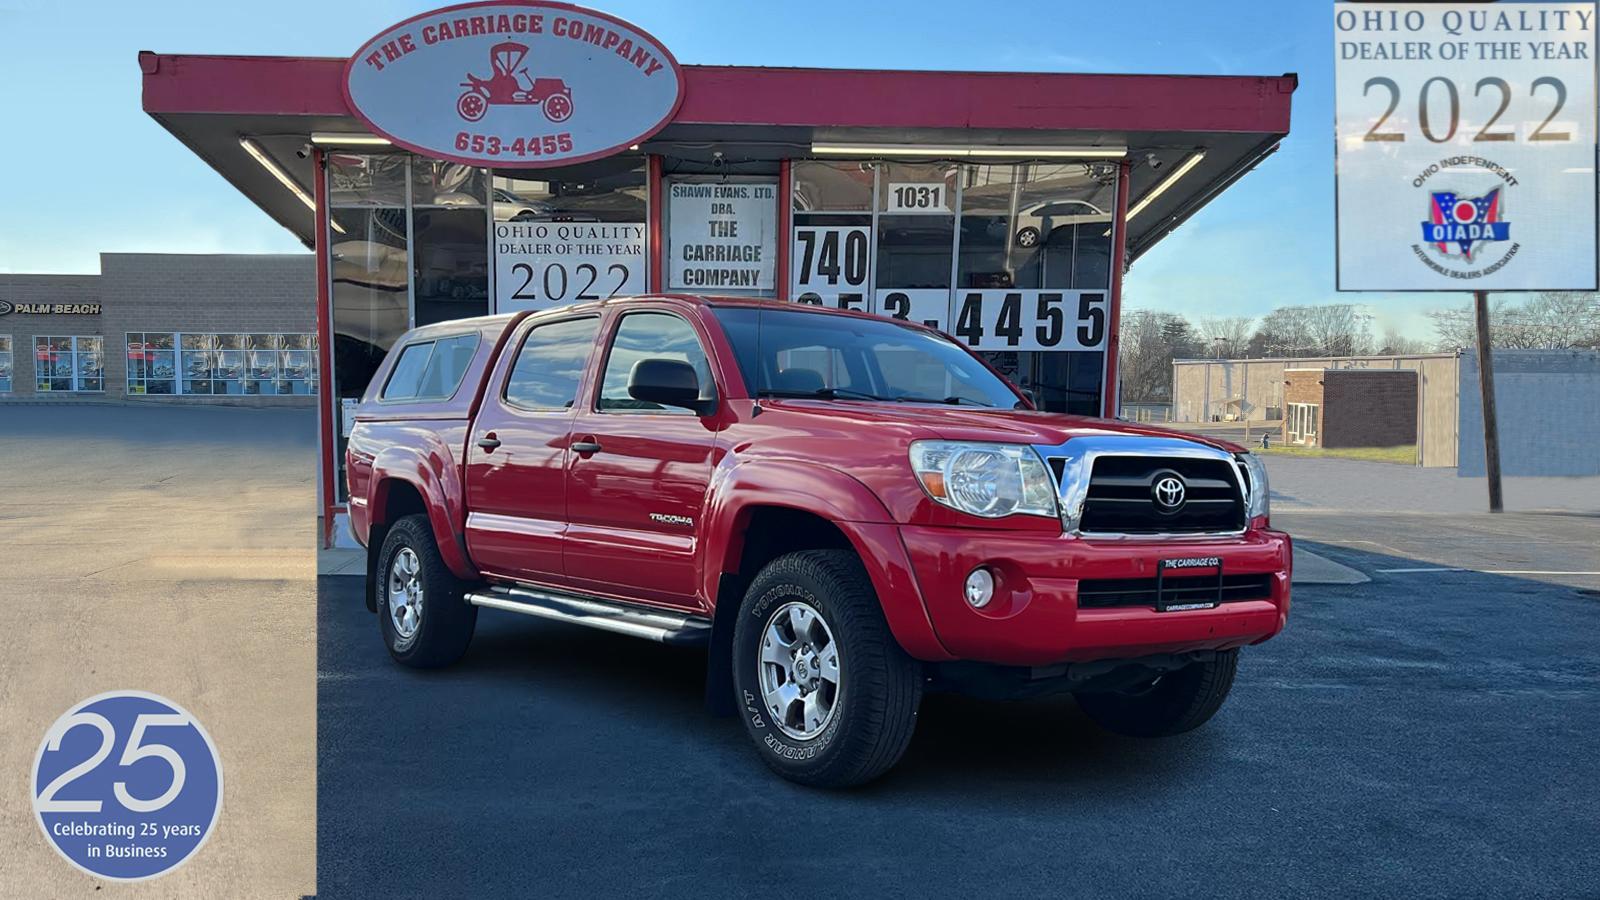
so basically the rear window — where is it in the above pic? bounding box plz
[380,334,479,402]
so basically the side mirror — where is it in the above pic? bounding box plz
[627,358,712,414]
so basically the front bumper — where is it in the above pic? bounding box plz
[898,525,1292,666]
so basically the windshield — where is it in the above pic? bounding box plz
[710,306,1026,409]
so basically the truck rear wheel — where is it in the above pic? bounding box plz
[731,550,922,788]
[376,514,477,669]
[1073,649,1239,738]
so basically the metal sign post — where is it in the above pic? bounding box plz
[1473,290,1503,513]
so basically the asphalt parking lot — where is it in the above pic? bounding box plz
[317,463,1600,898]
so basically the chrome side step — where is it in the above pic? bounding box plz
[465,584,711,647]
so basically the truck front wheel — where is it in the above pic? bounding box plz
[1073,649,1239,738]
[375,514,477,668]
[732,550,922,788]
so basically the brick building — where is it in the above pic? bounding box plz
[0,253,315,404]
[1282,367,1418,449]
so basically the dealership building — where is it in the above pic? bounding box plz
[0,253,315,403]
[137,1,1296,544]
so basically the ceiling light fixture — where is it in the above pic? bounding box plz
[240,137,343,234]
[810,143,1126,159]
[310,132,393,147]
[1126,151,1206,221]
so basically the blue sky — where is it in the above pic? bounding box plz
[0,0,1446,337]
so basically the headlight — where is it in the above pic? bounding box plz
[909,441,1058,519]
[1237,452,1270,521]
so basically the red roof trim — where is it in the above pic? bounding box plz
[140,52,1294,134]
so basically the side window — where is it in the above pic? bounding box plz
[504,317,601,410]
[598,313,713,414]
[415,334,479,400]
[382,342,434,401]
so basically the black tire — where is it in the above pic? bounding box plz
[732,550,922,788]
[1015,226,1041,248]
[1074,650,1239,738]
[375,514,477,669]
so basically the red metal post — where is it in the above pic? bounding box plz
[777,158,793,301]
[1101,158,1132,418]
[648,154,665,293]
[312,149,338,548]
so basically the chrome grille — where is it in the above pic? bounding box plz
[1039,435,1249,537]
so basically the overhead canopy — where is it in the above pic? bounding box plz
[139,52,1294,260]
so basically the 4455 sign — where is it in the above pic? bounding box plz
[947,290,1107,352]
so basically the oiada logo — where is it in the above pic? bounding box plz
[344,1,684,168]
[1415,181,1516,278]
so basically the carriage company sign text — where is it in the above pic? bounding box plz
[343,1,685,167]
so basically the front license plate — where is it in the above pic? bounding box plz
[1155,556,1223,612]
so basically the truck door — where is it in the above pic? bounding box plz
[463,314,602,585]
[563,310,721,612]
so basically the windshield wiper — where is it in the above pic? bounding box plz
[887,394,994,407]
[757,387,897,402]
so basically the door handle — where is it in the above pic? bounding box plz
[476,436,502,450]
[570,440,602,455]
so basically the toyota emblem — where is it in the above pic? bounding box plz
[1153,475,1187,512]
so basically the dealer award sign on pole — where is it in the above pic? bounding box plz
[1334,2,1597,510]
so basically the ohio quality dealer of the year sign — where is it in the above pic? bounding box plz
[1334,2,1598,291]
[343,1,684,167]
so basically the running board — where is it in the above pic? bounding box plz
[465,585,711,647]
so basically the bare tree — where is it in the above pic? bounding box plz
[1248,304,1373,357]
[1428,292,1600,350]
[1377,327,1431,356]
[1196,316,1255,358]
[1119,309,1199,402]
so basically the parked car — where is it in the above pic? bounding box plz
[345,297,1290,787]
[1010,198,1111,247]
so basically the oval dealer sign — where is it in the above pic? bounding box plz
[343,1,684,167]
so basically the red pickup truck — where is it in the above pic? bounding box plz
[346,295,1290,787]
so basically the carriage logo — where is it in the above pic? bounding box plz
[456,41,574,124]
[1419,188,1510,262]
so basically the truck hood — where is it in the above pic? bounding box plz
[758,400,1245,453]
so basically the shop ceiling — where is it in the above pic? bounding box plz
[140,52,1295,262]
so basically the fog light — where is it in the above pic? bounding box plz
[964,568,996,608]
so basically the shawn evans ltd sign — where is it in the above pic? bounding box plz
[343,1,685,167]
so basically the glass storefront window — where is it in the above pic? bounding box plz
[138,333,315,397]
[126,332,177,395]
[786,159,1118,415]
[0,335,12,392]
[956,162,1115,415]
[35,335,101,392]
[328,153,408,206]
[414,207,490,327]
[793,161,874,213]
[491,157,646,223]
[412,160,486,207]
[876,163,958,292]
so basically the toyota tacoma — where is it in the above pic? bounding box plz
[346,296,1290,787]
